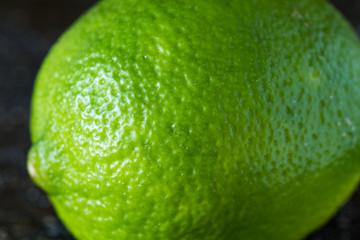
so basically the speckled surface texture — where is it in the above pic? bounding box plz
[0,0,360,239]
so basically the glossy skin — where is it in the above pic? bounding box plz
[28,0,360,239]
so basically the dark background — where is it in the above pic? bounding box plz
[0,0,359,239]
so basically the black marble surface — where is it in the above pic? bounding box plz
[0,0,359,239]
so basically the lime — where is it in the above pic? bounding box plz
[28,0,360,239]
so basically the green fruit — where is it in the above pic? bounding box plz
[28,0,360,239]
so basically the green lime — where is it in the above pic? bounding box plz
[28,0,360,239]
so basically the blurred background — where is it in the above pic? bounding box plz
[0,0,359,239]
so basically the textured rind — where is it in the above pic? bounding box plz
[28,0,360,239]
